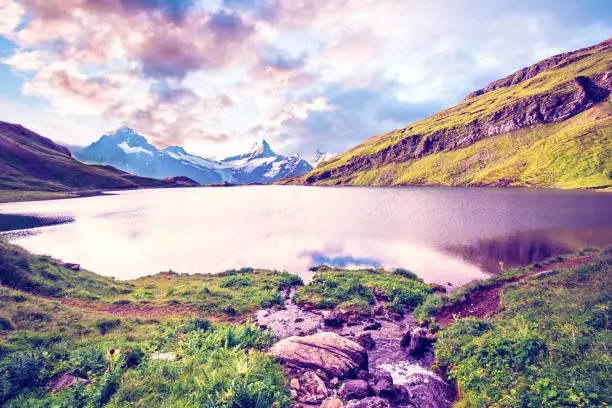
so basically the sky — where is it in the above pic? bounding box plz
[0,0,610,159]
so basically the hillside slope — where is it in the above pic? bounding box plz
[0,122,198,191]
[285,38,612,189]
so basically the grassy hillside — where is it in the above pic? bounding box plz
[0,121,198,193]
[315,102,612,188]
[288,38,612,188]
[414,250,612,407]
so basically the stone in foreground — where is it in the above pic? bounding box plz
[271,332,368,378]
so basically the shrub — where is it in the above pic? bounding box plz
[0,317,14,331]
[95,319,121,335]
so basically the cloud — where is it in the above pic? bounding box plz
[0,0,24,35]
[1,0,611,157]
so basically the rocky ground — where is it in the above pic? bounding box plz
[256,290,454,408]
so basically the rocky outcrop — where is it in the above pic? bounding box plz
[271,332,368,379]
[465,39,612,99]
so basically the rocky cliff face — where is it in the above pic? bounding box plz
[298,38,612,187]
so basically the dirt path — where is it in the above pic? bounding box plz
[434,255,593,328]
[54,298,200,319]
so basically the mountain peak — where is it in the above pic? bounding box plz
[163,146,188,155]
[249,139,275,158]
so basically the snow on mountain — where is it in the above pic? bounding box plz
[308,149,336,168]
[221,140,313,183]
[73,130,314,184]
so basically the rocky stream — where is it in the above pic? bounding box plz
[256,289,454,408]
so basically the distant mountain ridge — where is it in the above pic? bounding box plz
[74,130,315,184]
[0,122,198,191]
[284,38,612,189]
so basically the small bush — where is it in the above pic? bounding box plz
[0,317,14,331]
[95,319,121,335]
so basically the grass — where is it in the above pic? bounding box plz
[0,190,78,203]
[295,40,612,189]
[308,102,612,189]
[2,241,610,407]
[294,266,432,313]
[0,242,293,407]
[0,241,303,316]
[419,250,612,407]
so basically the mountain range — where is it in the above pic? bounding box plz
[283,38,612,189]
[0,122,198,192]
[73,129,323,184]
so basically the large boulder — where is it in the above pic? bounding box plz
[271,332,368,378]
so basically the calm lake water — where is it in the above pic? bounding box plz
[1,186,612,284]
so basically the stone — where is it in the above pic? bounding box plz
[271,332,368,378]
[372,371,394,398]
[356,332,375,350]
[61,263,80,271]
[339,379,370,400]
[429,283,447,293]
[322,310,345,327]
[403,373,454,408]
[400,330,411,348]
[51,374,89,392]
[345,397,391,408]
[290,378,300,390]
[297,371,329,404]
[401,328,436,356]
[330,377,340,387]
[289,389,298,399]
[372,305,385,316]
[150,352,176,361]
[321,397,344,408]
[363,321,382,331]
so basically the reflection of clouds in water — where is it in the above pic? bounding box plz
[307,253,382,268]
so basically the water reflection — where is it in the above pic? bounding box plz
[449,227,612,273]
[0,187,610,284]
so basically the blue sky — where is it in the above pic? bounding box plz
[0,0,610,159]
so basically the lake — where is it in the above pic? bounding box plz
[1,186,612,285]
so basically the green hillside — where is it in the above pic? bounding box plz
[286,38,612,189]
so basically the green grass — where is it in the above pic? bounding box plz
[296,40,612,189]
[0,242,293,407]
[0,242,134,301]
[0,242,303,317]
[309,102,612,189]
[294,266,432,313]
[426,251,612,407]
[0,190,78,203]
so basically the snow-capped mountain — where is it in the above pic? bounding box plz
[73,129,313,184]
[308,149,336,168]
[220,140,313,183]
